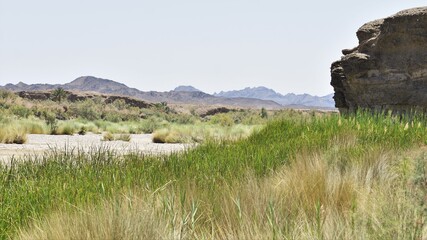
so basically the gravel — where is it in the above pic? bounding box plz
[0,133,192,164]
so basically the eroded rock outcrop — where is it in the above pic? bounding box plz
[331,7,427,113]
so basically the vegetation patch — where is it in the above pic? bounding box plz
[152,124,259,143]
[2,112,427,239]
[102,132,131,142]
[0,123,28,144]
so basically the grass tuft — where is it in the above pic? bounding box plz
[102,132,131,142]
[0,123,28,144]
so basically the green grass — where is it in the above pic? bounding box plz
[2,112,427,238]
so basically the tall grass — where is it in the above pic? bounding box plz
[2,112,427,238]
[152,124,259,143]
[0,123,27,144]
[16,148,427,239]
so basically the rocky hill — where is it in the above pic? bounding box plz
[215,87,335,109]
[16,90,154,109]
[331,7,427,113]
[1,76,283,109]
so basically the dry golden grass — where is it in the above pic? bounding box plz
[102,132,131,142]
[0,124,28,144]
[152,124,258,143]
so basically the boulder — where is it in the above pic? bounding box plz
[330,7,427,113]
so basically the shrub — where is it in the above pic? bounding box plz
[78,126,87,135]
[70,100,101,121]
[56,123,75,135]
[152,129,169,143]
[103,112,122,123]
[112,99,127,110]
[102,132,114,141]
[209,113,234,126]
[11,105,32,118]
[116,134,131,142]
[139,117,168,134]
[102,132,131,142]
[260,107,268,118]
[0,125,27,144]
[14,118,49,134]
[0,90,17,109]
[43,113,58,135]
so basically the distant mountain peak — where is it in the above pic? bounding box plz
[67,76,129,88]
[173,85,202,92]
[215,86,282,99]
[16,82,28,87]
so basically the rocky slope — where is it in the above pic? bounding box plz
[215,87,335,109]
[16,90,154,109]
[331,7,427,113]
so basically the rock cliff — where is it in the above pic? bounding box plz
[330,7,427,113]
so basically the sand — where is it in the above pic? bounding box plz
[0,133,191,164]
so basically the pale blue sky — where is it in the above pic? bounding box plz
[0,1,425,96]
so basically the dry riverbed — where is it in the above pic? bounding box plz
[0,133,192,164]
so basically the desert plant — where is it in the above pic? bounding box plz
[10,105,32,118]
[102,132,114,141]
[51,88,67,103]
[0,124,27,144]
[116,134,131,142]
[43,112,58,134]
[152,124,258,143]
[78,126,87,135]
[209,113,234,126]
[56,122,75,135]
[69,99,101,121]
[102,132,131,142]
[260,107,268,119]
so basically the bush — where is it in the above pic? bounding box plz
[116,134,131,142]
[209,114,234,126]
[102,132,131,142]
[0,125,27,144]
[56,123,75,135]
[103,112,122,123]
[0,90,17,109]
[11,105,32,118]
[102,132,114,141]
[152,129,170,143]
[43,112,58,134]
[78,126,87,135]
[139,117,168,134]
[70,100,101,121]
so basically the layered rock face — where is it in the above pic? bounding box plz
[331,7,427,113]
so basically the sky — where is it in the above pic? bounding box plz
[0,1,425,96]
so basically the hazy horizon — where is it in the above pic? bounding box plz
[1,1,425,96]
[2,75,336,97]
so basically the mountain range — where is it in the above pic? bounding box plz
[1,76,336,109]
[214,87,334,109]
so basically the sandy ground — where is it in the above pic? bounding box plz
[0,133,192,164]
